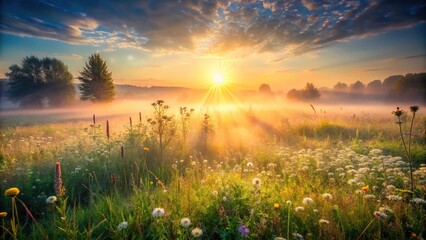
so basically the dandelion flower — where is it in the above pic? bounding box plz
[361,185,369,191]
[252,177,261,187]
[322,193,333,200]
[117,221,128,230]
[152,208,165,217]
[191,227,203,238]
[0,212,7,218]
[295,206,305,212]
[180,218,191,227]
[238,225,250,237]
[4,187,20,197]
[302,197,314,205]
[274,203,280,209]
[143,147,149,151]
[46,196,57,204]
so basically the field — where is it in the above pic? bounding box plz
[0,101,425,240]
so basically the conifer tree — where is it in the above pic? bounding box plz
[78,53,115,102]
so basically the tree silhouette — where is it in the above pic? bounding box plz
[78,53,115,102]
[286,83,320,100]
[6,56,75,107]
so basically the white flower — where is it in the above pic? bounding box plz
[117,221,128,230]
[303,197,314,205]
[292,232,304,240]
[322,193,333,200]
[191,227,203,237]
[247,162,254,168]
[274,237,286,240]
[252,177,261,187]
[386,195,403,201]
[295,206,305,212]
[180,218,191,227]
[319,219,329,224]
[374,211,388,219]
[411,198,426,204]
[46,196,57,204]
[152,208,165,217]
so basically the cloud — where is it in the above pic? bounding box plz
[1,0,425,56]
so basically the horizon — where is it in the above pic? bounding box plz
[0,1,425,92]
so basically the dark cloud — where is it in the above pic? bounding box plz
[1,0,425,55]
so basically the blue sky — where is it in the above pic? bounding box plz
[1,0,425,90]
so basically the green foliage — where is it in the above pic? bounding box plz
[5,56,75,107]
[78,53,115,102]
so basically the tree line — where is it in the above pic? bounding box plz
[4,53,115,108]
[286,73,426,102]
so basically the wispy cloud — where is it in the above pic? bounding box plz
[363,68,387,72]
[1,0,425,56]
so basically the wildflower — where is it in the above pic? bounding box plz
[55,161,64,197]
[252,177,261,187]
[180,218,191,227]
[117,221,128,230]
[410,198,426,204]
[319,219,330,224]
[286,200,292,206]
[374,211,388,219]
[152,208,165,217]
[302,197,314,205]
[364,194,376,200]
[238,225,250,237]
[191,227,203,238]
[0,212,7,218]
[274,237,286,240]
[247,162,254,168]
[410,105,419,113]
[143,147,149,151]
[322,193,333,200]
[4,187,20,197]
[274,203,280,209]
[295,206,305,212]
[46,196,57,204]
[386,195,403,201]
[292,232,304,240]
[361,185,369,192]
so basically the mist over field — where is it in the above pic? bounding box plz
[1,0,426,239]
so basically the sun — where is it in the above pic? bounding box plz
[213,72,225,86]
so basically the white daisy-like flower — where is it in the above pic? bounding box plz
[411,198,426,204]
[252,177,261,187]
[386,195,403,201]
[303,197,314,205]
[191,227,203,238]
[152,208,165,217]
[374,211,388,219]
[247,162,254,168]
[180,218,191,227]
[319,219,330,224]
[117,221,128,230]
[46,196,57,204]
[295,206,305,212]
[322,193,333,200]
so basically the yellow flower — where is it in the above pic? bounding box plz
[361,185,369,192]
[143,147,150,151]
[4,187,20,197]
[274,203,280,209]
[0,212,7,218]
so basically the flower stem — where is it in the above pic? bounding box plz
[356,217,375,240]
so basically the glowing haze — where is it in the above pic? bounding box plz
[1,0,425,92]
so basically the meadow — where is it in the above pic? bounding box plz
[0,101,425,239]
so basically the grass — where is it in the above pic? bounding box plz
[0,102,425,239]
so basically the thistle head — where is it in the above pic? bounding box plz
[410,105,419,113]
[392,107,403,117]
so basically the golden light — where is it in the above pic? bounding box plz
[213,72,225,86]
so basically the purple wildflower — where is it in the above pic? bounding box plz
[238,225,250,237]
